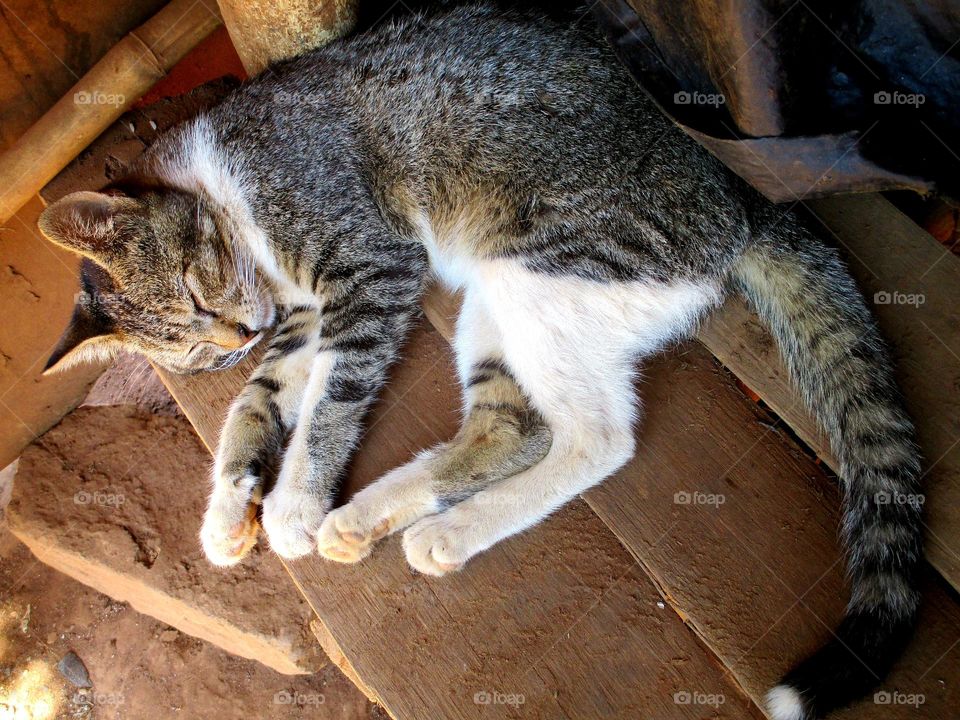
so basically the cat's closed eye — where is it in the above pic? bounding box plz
[184,269,217,318]
[189,286,216,317]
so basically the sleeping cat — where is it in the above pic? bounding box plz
[38,4,922,719]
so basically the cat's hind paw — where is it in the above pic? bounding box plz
[402,511,475,576]
[261,485,328,560]
[317,505,388,563]
[317,460,441,564]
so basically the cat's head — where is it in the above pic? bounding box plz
[39,188,276,374]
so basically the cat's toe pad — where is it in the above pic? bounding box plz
[402,513,473,576]
[317,477,440,564]
[262,486,327,560]
[316,505,388,563]
[201,489,260,566]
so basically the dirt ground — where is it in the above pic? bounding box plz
[0,526,384,720]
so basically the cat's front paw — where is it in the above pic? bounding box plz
[261,484,328,560]
[201,479,261,567]
[402,510,478,576]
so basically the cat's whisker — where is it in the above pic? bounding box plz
[115,354,151,404]
[128,357,149,388]
[230,239,258,308]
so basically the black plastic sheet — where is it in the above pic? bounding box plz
[591,0,960,202]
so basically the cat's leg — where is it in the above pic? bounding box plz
[317,289,552,564]
[200,305,321,566]
[261,276,423,560]
[401,267,720,576]
[402,355,637,575]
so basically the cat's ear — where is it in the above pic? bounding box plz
[38,191,134,262]
[43,299,121,374]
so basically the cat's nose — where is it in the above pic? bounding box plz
[237,323,259,344]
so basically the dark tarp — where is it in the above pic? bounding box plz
[591,0,960,203]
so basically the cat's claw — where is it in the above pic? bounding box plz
[201,490,260,566]
[402,512,472,577]
[261,486,328,559]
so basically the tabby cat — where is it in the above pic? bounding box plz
[38,5,923,718]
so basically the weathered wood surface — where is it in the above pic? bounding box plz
[162,323,767,719]
[698,295,836,465]
[307,314,960,718]
[283,324,765,720]
[309,618,380,704]
[156,352,259,454]
[584,344,960,718]
[699,195,960,592]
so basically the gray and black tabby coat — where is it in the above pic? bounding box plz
[38,5,923,718]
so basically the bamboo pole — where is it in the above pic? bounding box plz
[216,0,358,75]
[0,0,222,225]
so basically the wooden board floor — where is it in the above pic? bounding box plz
[40,87,960,718]
[155,320,960,719]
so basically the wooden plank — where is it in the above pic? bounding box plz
[0,195,107,469]
[156,352,259,453]
[287,322,764,719]
[698,297,836,464]
[583,342,960,718]
[164,322,764,718]
[309,618,380,704]
[698,195,960,590]
[421,282,459,342]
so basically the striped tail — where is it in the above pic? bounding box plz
[733,210,923,720]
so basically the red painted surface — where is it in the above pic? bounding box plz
[134,25,247,108]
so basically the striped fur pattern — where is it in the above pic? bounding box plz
[318,287,552,566]
[737,209,923,719]
[37,5,922,717]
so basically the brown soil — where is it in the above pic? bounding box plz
[8,403,329,675]
[0,526,383,720]
[0,357,383,719]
